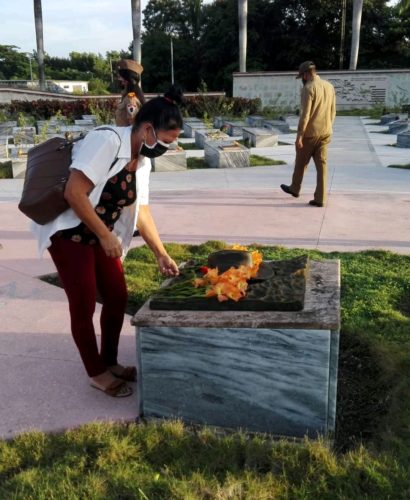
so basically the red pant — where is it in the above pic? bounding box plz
[48,236,128,377]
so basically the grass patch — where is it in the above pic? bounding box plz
[177,141,197,150]
[0,160,13,179]
[186,157,207,169]
[250,155,286,166]
[337,108,383,119]
[31,242,410,497]
[388,163,410,169]
[186,156,286,169]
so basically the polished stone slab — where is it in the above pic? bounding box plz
[263,119,290,133]
[242,127,278,147]
[204,141,250,168]
[397,130,410,148]
[224,121,247,136]
[132,260,340,438]
[137,326,339,437]
[183,121,208,138]
[12,126,35,144]
[213,116,226,129]
[388,120,408,134]
[246,115,265,127]
[195,129,229,149]
[380,113,407,125]
[151,150,187,172]
[11,159,27,179]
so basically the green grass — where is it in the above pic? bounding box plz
[388,163,410,169]
[9,242,410,498]
[337,108,384,119]
[186,156,286,169]
[177,141,198,150]
[0,160,13,179]
[250,155,286,166]
[186,157,207,169]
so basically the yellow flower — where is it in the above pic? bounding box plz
[192,246,264,302]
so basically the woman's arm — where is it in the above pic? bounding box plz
[64,169,123,258]
[137,205,179,276]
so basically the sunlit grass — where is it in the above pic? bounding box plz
[21,242,410,498]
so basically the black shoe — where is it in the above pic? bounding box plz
[309,200,324,207]
[280,184,299,198]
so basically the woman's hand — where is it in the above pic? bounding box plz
[157,254,179,277]
[99,232,123,259]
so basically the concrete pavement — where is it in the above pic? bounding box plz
[0,116,409,439]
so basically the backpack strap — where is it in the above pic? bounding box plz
[95,126,122,170]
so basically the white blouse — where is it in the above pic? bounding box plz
[31,125,151,257]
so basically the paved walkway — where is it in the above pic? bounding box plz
[0,116,409,439]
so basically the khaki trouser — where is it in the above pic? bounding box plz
[290,134,331,204]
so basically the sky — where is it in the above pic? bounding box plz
[0,0,151,58]
[1,0,400,59]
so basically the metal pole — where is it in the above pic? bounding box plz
[339,0,347,70]
[109,58,113,83]
[170,37,174,85]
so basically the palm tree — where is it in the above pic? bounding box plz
[131,0,142,64]
[349,0,363,70]
[33,0,46,90]
[238,0,247,72]
[396,0,410,14]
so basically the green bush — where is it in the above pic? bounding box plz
[1,98,118,122]
[0,161,13,179]
[184,95,262,118]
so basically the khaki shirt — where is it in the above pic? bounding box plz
[297,75,336,138]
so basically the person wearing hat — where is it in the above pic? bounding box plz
[280,61,336,207]
[115,59,146,126]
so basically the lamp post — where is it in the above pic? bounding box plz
[170,37,174,85]
[28,55,33,81]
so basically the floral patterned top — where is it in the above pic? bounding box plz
[59,167,136,245]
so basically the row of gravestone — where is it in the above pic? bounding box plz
[380,113,410,147]
[151,115,290,172]
[183,115,290,140]
[0,116,98,159]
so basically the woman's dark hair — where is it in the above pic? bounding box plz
[132,85,184,132]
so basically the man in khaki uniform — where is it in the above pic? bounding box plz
[281,61,336,207]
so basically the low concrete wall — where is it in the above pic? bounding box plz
[233,69,410,111]
[0,88,225,104]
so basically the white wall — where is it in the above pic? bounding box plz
[233,69,410,111]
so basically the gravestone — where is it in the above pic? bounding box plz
[397,130,410,148]
[224,121,247,136]
[246,115,265,127]
[242,127,279,148]
[213,116,225,129]
[151,149,187,172]
[11,159,27,179]
[12,127,36,145]
[82,115,97,123]
[183,121,208,139]
[74,119,95,129]
[204,140,250,168]
[131,259,340,438]
[0,121,17,138]
[388,119,409,134]
[195,129,229,149]
[263,120,290,133]
[380,113,407,125]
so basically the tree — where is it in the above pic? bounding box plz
[33,0,46,90]
[131,0,142,63]
[349,0,363,69]
[238,0,247,72]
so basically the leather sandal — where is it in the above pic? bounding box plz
[90,379,133,398]
[109,364,137,382]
